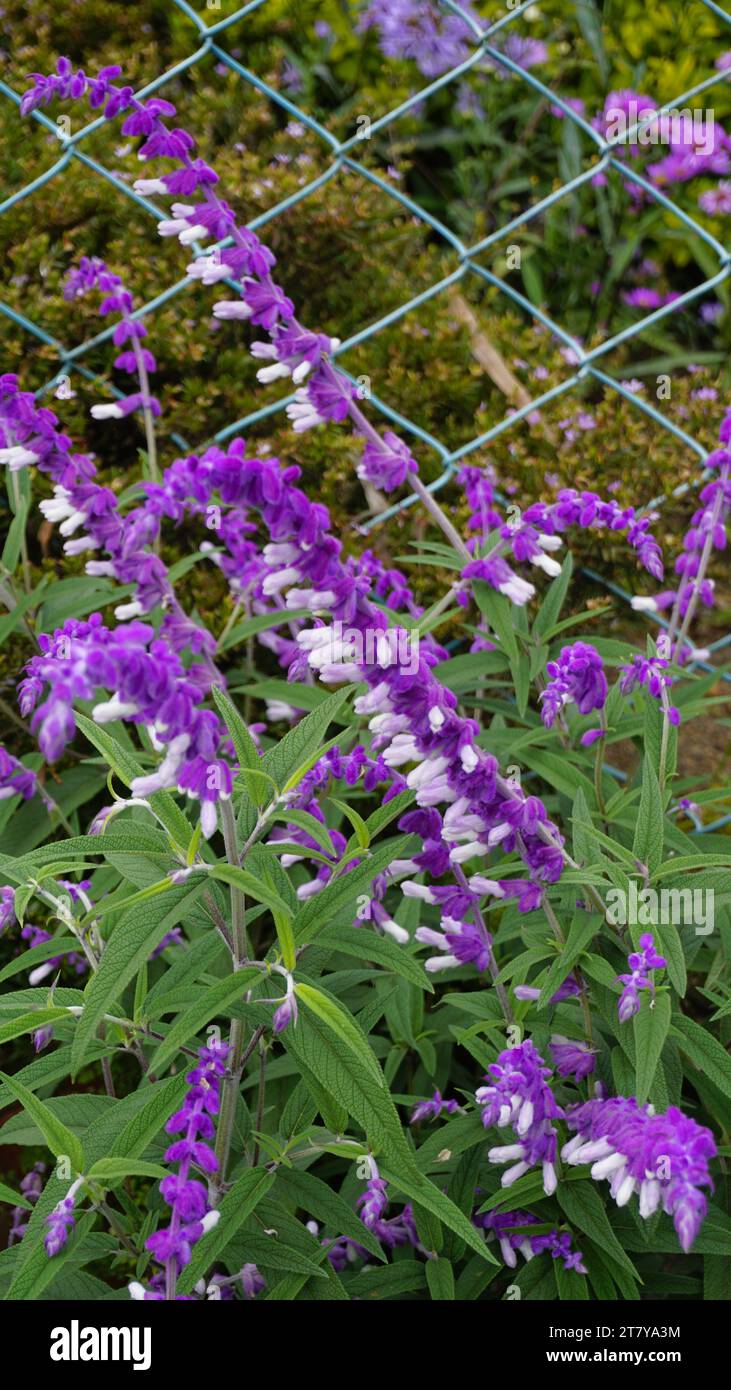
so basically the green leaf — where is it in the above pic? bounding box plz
[274,1169,385,1263]
[379,1163,498,1264]
[536,913,602,1010]
[426,1256,455,1300]
[0,1008,70,1046]
[281,998,410,1161]
[633,757,664,874]
[0,1181,32,1210]
[212,686,272,805]
[557,1181,641,1284]
[672,1015,731,1100]
[109,1074,189,1160]
[74,712,193,849]
[0,580,48,648]
[295,985,385,1085]
[471,581,519,661]
[329,797,370,850]
[634,992,672,1104]
[260,686,355,794]
[148,967,259,1075]
[69,878,205,1076]
[316,923,433,991]
[86,1159,168,1186]
[0,1072,84,1175]
[294,834,414,945]
[209,863,293,922]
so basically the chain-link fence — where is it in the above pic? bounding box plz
[1,0,730,827]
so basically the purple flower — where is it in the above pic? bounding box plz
[357,1173,389,1229]
[541,642,607,729]
[357,431,417,492]
[476,1208,586,1273]
[616,931,666,1022]
[0,746,36,802]
[45,1195,77,1257]
[549,1034,596,1082]
[415,913,495,975]
[563,1097,716,1251]
[409,1089,460,1123]
[360,0,479,78]
[476,1040,562,1195]
[240,1263,266,1299]
[8,1162,46,1245]
[487,35,549,76]
[144,1041,229,1291]
[0,884,16,935]
[619,639,680,726]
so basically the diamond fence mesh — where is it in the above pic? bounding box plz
[0,0,730,828]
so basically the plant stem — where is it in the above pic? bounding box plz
[214,1016,245,1186]
[221,798,247,965]
[452,863,513,1024]
[252,1038,268,1167]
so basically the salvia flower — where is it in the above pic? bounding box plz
[145,1041,229,1286]
[409,1089,461,1123]
[476,1040,562,1195]
[540,642,607,740]
[620,636,680,726]
[549,1034,597,1082]
[616,931,666,1022]
[563,1097,716,1251]
[0,885,16,935]
[45,1176,84,1258]
[476,1208,587,1273]
[8,1162,46,1245]
[0,745,37,802]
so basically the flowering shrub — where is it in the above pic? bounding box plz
[1,33,731,1310]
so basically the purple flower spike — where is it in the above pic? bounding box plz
[240,1263,266,1299]
[476,1208,587,1273]
[616,931,666,1022]
[357,1175,389,1229]
[45,1195,77,1257]
[477,1040,562,1195]
[540,642,607,731]
[549,1034,597,1082]
[564,1097,716,1252]
[145,1040,230,1288]
[409,1089,460,1123]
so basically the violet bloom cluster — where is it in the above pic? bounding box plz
[0,885,16,935]
[616,931,666,1022]
[18,60,422,498]
[8,1162,46,1245]
[619,637,680,727]
[477,1040,561,1196]
[563,1097,716,1251]
[356,1167,420,1252]
[409,1089,460,1123]
[45,1194,78,1257]
[549,1034,597,1082]
[151,442,568,915]
[475,1208,586,1273]
[358,0,479,78]
[631,411,731,654]
[589,89,731,200]
[0,745,36,802]
[540,641,607,744]
[143,1041,228,1285]
[63,256,160,424]
[460,476,663,611]
[19,612,229,838]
